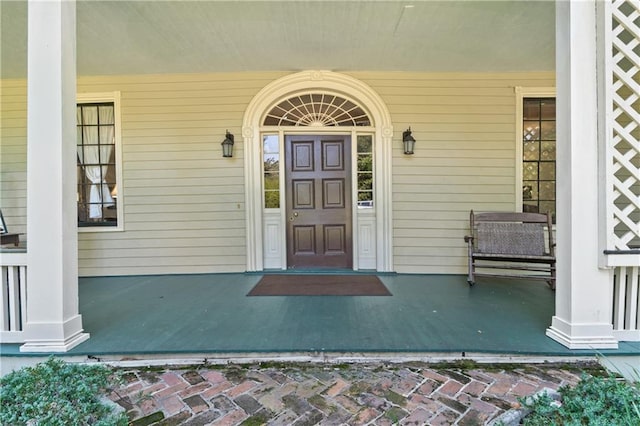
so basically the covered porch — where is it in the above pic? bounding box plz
[0,0,639,359]
[2,272,640,361]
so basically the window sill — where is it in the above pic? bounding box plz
[78,223,123,233]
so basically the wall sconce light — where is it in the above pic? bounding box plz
[402,127,416,155]
[221,130,234,158]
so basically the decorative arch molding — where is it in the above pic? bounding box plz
[242,70,394,271]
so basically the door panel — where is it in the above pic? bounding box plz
[322,142,344,170]
[292,142,314,171]
[324,225,346,253]
[293,226,315,254]
[323,179,345,208]
[286,135,352,269]
[293,180,314,208]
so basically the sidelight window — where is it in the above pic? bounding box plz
[357,135,374,207]
[263,135,280,208]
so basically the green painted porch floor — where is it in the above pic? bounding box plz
[3,273,640,357]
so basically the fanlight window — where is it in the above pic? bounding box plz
[263,93,371,127]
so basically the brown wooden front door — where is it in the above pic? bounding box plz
[285,135,352,269]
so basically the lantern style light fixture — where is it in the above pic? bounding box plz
[221,130,234,158]
[402,127,416,155]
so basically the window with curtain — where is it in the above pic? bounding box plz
[77,102,118,227]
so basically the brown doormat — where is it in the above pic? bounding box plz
[247,274,392,296]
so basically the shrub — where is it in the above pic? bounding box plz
[521,373,640,425]
[0,357,128,426]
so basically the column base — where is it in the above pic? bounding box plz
[20,331,90,353]
[20,315,90,353]
[546,316,618,349]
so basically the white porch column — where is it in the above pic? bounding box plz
[20,0,89,352]
[546,0,617,349]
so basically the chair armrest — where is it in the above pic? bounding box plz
[464,235,474,243]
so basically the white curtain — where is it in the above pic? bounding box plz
[77,106,114,219]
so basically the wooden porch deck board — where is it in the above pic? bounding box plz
[3,274,640,357]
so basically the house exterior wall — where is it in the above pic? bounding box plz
[0,71,554,276]
[1,79,27,237]
[352,72,555,273]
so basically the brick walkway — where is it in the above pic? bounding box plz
[108,361,600,425]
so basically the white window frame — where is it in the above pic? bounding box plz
[514,87,556,212]
[76,91,124,232]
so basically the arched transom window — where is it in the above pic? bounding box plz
[263,93,371,127]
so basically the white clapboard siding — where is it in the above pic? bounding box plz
[74,72,287,276]
[350,71,555,273]
[0,79,27,235]
[1,71,553,276]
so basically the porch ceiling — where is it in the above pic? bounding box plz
[1,1,555,79]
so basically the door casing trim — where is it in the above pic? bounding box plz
[242,71,394,271]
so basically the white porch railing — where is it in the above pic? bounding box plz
[1,251,27,343]
[613,266,640,341]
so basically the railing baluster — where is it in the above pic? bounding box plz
[612,266,640,341]
[614,268,627,331]
[7,266,20,331]
[0,252,28,342]
[632,267,640,330]
[19,266,27,331]
[625,267,638,331]
[1,266,8,331]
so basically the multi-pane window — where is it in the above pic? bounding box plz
[77,102,118,226]
[263,135,280,208]
[522,98,556,221]
[357,135,374,207]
